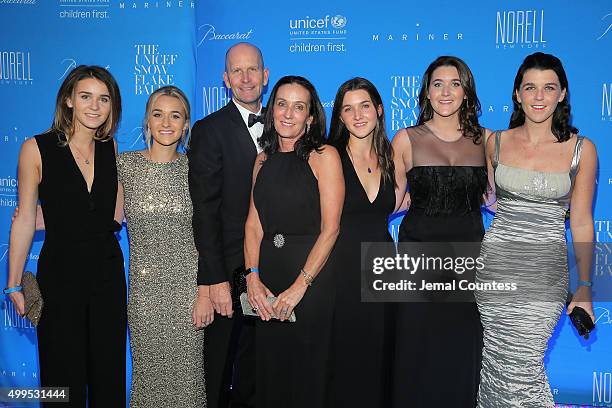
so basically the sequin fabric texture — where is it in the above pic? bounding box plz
[475,133,584,407]
[117,151,206,408]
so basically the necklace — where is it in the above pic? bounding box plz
[71,142,93,165]
[347,145,373,173]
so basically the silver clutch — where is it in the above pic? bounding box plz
[239,292,296,322]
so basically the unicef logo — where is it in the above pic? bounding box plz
[331,15,347,29]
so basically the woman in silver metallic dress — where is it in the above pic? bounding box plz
[475,52,597,407]
[117,86,212,407]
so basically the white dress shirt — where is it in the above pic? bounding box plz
[233,99,263,154]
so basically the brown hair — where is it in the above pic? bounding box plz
[260,75,326,161]
[329,77,395,187]
[51,65,122,144]
[418,56,483,144]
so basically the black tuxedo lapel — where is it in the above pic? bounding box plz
[225,102,258,157]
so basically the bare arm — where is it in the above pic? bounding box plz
[244,153,275,320]
[113,142,125,224]
[7,138,41,315]
[391,128,412,213]
[483,129,497,213]
[244,153,266,276]
[302,145,344,278]
[567,138,597,319]
[115,181,125,224]
[272,145,344,320]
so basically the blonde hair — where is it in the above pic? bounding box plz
[143,86,191,148]
[51,65,121,145]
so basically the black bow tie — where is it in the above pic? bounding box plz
[248,113,264,128]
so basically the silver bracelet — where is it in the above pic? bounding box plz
[301,268,314,286]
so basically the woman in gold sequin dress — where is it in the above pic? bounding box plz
[117,86,212,407]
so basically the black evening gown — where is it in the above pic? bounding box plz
[392,125,487,408]
[253,150,335,408]
[331,149,396,407]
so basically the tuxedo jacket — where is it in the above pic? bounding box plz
[188,102,258,285]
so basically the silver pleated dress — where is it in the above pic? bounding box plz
[475,132,585,407]
[117,151,205,408]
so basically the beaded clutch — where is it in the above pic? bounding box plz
[22,271,43,327]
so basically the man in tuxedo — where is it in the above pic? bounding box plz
[188,42,269,408]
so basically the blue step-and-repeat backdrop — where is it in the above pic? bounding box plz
[1,1,611,406]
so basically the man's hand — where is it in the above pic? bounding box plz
[192,295,214,330]
[209,281,233,318]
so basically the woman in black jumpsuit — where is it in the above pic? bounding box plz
[6,65,126,407]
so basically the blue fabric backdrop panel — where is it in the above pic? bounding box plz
[194,1,611,406]
[0,0,610,406]
[0,2,196,406]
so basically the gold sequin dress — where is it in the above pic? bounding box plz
[117,151,205,408]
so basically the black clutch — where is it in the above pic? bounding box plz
[566,293,595,339]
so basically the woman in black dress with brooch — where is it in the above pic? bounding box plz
[243,75,344,408]
[328,77,398,407]
[391,56,492,407]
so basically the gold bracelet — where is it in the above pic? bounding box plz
[301,268,314,286]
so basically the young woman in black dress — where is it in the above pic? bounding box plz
[391,56,491,407]
[6,65,126,407]
[328,77,398,407]
[243,75,344,408]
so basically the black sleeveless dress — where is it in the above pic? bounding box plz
[34,131,126,408]
[253,150,335,408]
[331,149,396,407]
[392,125,486,408]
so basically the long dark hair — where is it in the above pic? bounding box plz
[259,75,325,160]
[51,65,122,145]
[418,56,482,144]
[329,77,395,186]
[509,52,578,142]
